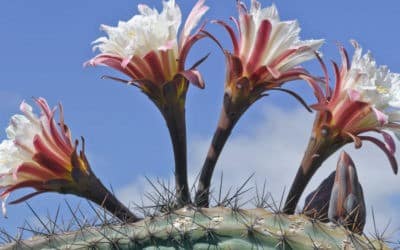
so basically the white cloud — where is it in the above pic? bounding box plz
[118,105,400,238]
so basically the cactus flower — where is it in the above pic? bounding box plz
[0,98,138,222]
[86,0,208,106]
[285,41,400,214]
[86,0,209,206]
[214,1,324,105]
[195,0,323,207]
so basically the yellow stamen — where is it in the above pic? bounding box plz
[376,85,389,94]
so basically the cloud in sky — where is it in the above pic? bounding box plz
[118,104,400,238]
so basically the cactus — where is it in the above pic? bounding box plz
[0,0,399,249]
[0,207,391,250]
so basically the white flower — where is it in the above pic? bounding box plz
[92,0,182,58]
[344,40,400,125]
[217,0,323,96]
[0,98,91,215]
[236,1,324,74]
[87,0,208,89]
[302,40,400,177]
[347,41,400,105]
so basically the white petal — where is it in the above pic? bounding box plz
[0,140,21,175]
[0,101,40,178]
[239,2,323,70]
[344,40,400,120]
[90,0,182,58]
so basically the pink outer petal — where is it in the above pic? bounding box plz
[35,98,52,118]
[43,112,74,158]
[120,58,144,80]
[330,61,343,102]
[345,132,362,149]
[14,162,56,181]
[226,53,244,83]
[314,51,331,98]
[300,75,326,103]
[179,33,207,71]
[180,0,209,47]
[338,44,350,75]
[380,130,396,154]
[143,51,166,84]
[359,135,398,174]
[212,20,240,55]
[8,191,46,205]
[85,54,125,72]
[335,99,370,132]
[309,103,329,112]
[56,104,74,151]
[86,54,148,80]
[34,98,75,158]
[32,136,70,175]
[268,68,308,86]
[266,66,281,79]
[180,69,205,89]
[372,107,389,126]
[130,55,154,80]
[1,180,44,197]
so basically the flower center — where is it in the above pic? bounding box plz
[376,85,389,95]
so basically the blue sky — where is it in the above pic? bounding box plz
[1,0,399,242]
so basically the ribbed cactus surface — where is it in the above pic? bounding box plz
[1,207,390,250]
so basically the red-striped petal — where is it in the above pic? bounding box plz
[246,20,272,74]
[330,61,343,102]
[180,69,205,89]
[359,135,398,174]
[372,108,389,126]
[380,130,396,154]
[8,191,47,205]
[15,162,56,180]
[85,54,130,76]
[179,33,207,71]
[144,51,166,84]
[213,20,239,55]
[226,54,244,83]
[33,136,70,175]
[1,180,44,196]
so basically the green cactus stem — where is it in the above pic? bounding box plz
[0,207,390,250]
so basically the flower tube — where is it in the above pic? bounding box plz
[195,0,323,206]
[86,0,209,206]
[0,98,138,222]
[284,41,400,214]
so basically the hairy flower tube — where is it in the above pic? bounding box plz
[195,0,323,206]
[303,151,366,234]
[0,98,138,222]
[284,40,400,214]
[86,0,209,206]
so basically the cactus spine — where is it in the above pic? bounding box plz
[0,207,390,250]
